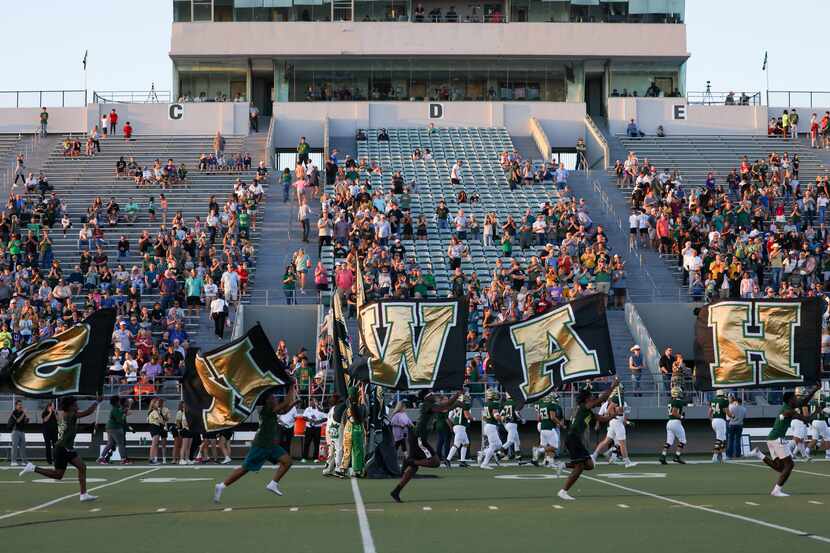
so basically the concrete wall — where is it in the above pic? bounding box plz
[236,304,319,357]
[272,101,587,149]
[0,103,249,136]
[632,302,701,359]
[0,107,86,134]
[171,21,688,59]
[608,97,768,136]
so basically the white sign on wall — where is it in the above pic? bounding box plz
[429,103,444,119]
[673,104,687,120]
[168,103,184,121]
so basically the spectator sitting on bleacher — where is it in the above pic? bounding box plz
[626,119,645,138]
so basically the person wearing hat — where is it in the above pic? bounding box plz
[628,345,644,394]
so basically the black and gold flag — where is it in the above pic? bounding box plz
[183,324,290,433]
[487,294,615,403]
[0,308,116,398]
[694,298,822,390]
[331,289,354,398]
[354,298,466,390]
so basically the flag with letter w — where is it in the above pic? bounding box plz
[694,298,822,390]
[0,308,116,397]
[487,294,615,403]
[183,323,291,433]
[355,298,467,390]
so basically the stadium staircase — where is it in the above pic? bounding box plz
[34,134,263,349]
[320,127,647,389]
[606,133,827,295]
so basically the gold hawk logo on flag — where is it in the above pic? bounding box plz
[10,324,91,396]
[360,302,457,388]
[509,303,601,401]
[196,337,286,431]
[707,302,801,386]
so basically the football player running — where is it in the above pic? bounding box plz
[557,378,620,501]
[788,387,811,460]
[708,389,731,463]
[591,386,635,468]
[445,392,473,467]
[529,391,565,472]
[750,384,820,497]
[480,389,505,470]
[659,386,687,465]
[502,392,523,460]
[806,389,830,460]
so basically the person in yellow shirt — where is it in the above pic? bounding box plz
[709,255,726,282]
[580,248,597,271]
[0,323,12,350]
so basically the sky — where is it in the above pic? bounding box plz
[0,0,828,105]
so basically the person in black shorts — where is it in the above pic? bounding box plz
[391,390,462,503]
[558,378,619,501]
[218,428,234,464]
[19,396,100,502]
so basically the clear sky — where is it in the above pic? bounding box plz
[0,0,828,104]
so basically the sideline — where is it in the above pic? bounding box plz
[350,478,377,553]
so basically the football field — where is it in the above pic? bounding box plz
[2,458,829,552]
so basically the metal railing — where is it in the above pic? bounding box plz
[686,91,761,106]
[766,90,830,109]
[0,89,87,108]
[93,90,172,104]
[584,114,609,170]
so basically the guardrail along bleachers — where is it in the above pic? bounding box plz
[0,134,22,175]
[321,127,568,296]
[31,134,262,344]
[613,135,828,290]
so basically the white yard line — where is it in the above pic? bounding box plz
[350,478,377,553]
[0,467,160,522]
[581,473,830,545]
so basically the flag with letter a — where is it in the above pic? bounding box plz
[487,294,615,404]
[694,298,822,390]
[0,308,116,397]
[183,323,291,433]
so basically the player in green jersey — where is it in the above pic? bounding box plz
[750,384,819,497]
[445,393,472,467]
[557,378,619,501]
[660,386,687,465]
[787,387,811,460]
[391,390,462,503]
[479,389,505,469]
[806,390,830,460]
[213,385,297,503]
[19,396,100,502]
[708,389,732,463]
[530,392,565,470]
[501,393,523,460]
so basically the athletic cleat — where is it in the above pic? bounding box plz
[771,488,790,497]
[179,459,189,465]
[213,483,225,503]
[18,462,35,477]
[79,493,98,502]
[608,453,618,465]
[390,489,402,503]
[624,460,637,468]
[458,461,470,468]
[443,459,452,469]
[96,458,109,465]
[659,456,667,465]
[673,455,686,464]
[479,464,494,470]
[221,457,232,465]
[265,480,283,496]
[120,459,133,465]
[557,489,575,501]
[334,470,346,479]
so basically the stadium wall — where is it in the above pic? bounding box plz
[631,302,701,360]
[0,107,86,134]
[234,304,318,358]
[608,97,768,136]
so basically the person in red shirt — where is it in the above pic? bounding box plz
[109,109,119,135]
[123,121,133,141]
[237,263,249,294]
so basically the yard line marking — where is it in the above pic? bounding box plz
[89,508,101,513]
[0,468,159,522]
[736,462,830,479]
[617,504,630,509]
[745,502,759,506]
[350,478,376,553]
[552,505,564,509]
[581,474,830,543]
[289,507,299,512]
[223,507,233,512]
[156,508,167,512]
[488,506,499,510]
[808,501,823,505]
[422,506,432,511]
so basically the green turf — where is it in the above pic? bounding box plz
[2,458,829,552]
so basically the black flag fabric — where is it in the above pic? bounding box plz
[355,298,466,390]
[487,294,615,403]
[0,308,116,398]
[694,298,822,390]
[330,290,354,398]
[183,323,291,434]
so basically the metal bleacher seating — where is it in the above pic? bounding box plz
[31,134,263,346]
[322,127,566,296]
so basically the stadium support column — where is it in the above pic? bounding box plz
[172,64,180,102]
[247,59,253,106]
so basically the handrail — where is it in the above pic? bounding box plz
[686,90,761,106]
[584,114,609,171]
[93,90,171,104]
[528,116,550,161]
[265,108,276,169]
[624,303,661,380]
[766,90,830,109]
[0,89,87,108]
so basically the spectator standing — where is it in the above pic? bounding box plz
[41,402,58,465]
[628,345,644,393]
[298,200,312,243]
[789,108,799,139]
[390,402,413,454]
[109,108,118,135]
[554,162,568,192]
[658,346,673,391]
[210,293,229,338]
[8,400,29,466]
[249,104,259,132]
[297,136,310,166]
[302,398,326,461]
[726,395,746,459]
[575,137,587,170]
[39,107,48,137]
[213,131,226,158]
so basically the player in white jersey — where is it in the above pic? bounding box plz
[322,402,346,476]
[788,387,810,460]
[806,390,830,460]
[479,389,505,470]
[591,387,635,468]
[445,394,472,467]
